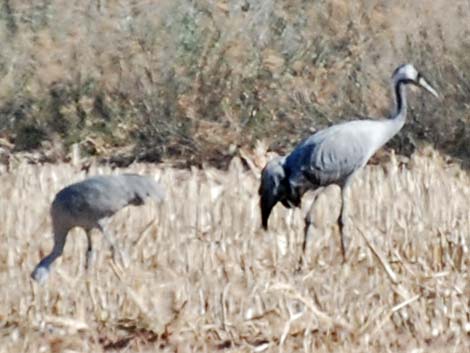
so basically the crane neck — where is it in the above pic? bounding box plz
[385,80,407,141]
[388,79,408,134]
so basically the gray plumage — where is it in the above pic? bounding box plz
[31,173,165,283]
[259,64,438,260]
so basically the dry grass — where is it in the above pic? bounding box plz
[0,146,469,352]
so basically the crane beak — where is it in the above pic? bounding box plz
[418,76,439,98]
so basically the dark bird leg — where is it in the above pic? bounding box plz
[338,177,354,262]
[97,219,117,260]
[97,219,129,268]
[338,188,347,261]
[85,228,94,270]
[299,187,323,269]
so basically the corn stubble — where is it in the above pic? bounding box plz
[0,147,469,352]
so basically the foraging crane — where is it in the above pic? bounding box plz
[259,64,438,260]
[31,173,165,283]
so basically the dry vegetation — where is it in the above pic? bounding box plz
[0,1,470,352]
[0,0,468,167]
[0,147,469,352]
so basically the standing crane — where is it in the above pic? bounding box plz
[259,64,438,261]
[31,173,165,283]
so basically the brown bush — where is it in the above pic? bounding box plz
[0,0,468,167]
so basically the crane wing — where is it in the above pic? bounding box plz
[288,122,371,186]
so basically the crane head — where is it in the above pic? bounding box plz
[392,64,439,98]
[259,156,287,230]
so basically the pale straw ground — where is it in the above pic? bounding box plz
[0,147,469,352]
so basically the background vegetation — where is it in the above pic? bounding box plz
[0,0,468,167]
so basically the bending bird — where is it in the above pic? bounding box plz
[31,173,165,283]
[259,64,438,260]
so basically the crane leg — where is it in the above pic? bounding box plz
[31,226,68,283]
[302,219,313,255]
[338,187,348,262]
[97,220,129,268]
[298,187,323,269]
[85,229,95,270]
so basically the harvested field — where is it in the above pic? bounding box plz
[0,147,469,352]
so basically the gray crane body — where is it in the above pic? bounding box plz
[259,64,438,260]
[260,120,394,224]
[285,119,401,192]
[31,174,165,283]
[52,174,164,229]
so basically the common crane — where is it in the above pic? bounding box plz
[259,64,438,261]
[31,173,165,283]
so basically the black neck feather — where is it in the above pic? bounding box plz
[394,78,412,114]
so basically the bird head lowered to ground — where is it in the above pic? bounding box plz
[259,156,287,230]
